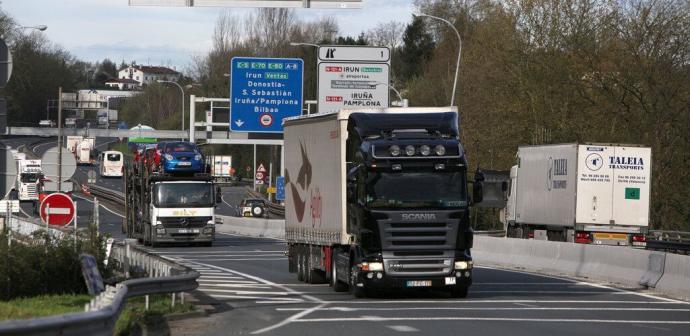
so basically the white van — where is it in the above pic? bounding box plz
[99,151,123,177]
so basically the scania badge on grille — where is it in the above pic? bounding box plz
[401,213,437,221]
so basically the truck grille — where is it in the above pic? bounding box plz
[158,216,211,228]
[382,222,454,249]
[26,185,37,197]
[375,211,460,276]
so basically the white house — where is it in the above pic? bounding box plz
[117,64,181,87]
[104,78,140,90]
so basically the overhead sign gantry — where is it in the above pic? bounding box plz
[128,0,362,8]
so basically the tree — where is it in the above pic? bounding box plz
[400,16,435,80]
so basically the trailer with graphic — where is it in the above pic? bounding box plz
[503,144,651,246]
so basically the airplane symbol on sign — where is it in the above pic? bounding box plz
[325,48,336,59]
[235,119,245,127]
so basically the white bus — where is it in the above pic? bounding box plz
[99,151,124,177]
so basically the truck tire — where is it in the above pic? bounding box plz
[297,248,305,282]
[449,285,469,298]
[349,265,367,298]
[331,257,348,292]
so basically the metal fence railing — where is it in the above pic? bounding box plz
[0,240,199,336]
[646,230,690,254]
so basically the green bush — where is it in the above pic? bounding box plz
[0,225,110,300]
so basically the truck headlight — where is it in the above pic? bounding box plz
[156,226,166,235]
[419,145,431,156]
[405,145,415,156]
[164,154,173,160]
[203,227,214,234]
[434,145,446,156]
[195,154,202,161]
[454,261,473,270]
[389,145,401,156]
[362,262,383,272]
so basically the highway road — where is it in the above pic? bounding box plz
[5,135,688,335]
[144,234,690,336]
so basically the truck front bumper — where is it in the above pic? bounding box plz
[357,269,472,290]
[153,225,215,243]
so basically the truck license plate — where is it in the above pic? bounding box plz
[178,229,199,234]
[178,162,191,166]
[406,280,432,287]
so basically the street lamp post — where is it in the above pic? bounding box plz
[157,80,185,140]
[374,82,408,107]
[289,42,320,112]
[416,13,462,107]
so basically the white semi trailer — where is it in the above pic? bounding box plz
[503,143,651,246]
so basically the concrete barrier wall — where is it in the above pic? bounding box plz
[216,215,285,240]
[212,216,689,300]
[7,216,66,239]
[473,235,689,301]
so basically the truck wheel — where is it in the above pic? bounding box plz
[449,285,469,298]
[331,258,348,292]
[349,265,367,298]
[297,249,305,281]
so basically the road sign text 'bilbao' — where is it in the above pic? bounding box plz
[230,57,303,133]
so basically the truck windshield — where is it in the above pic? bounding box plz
[153,183,214,208]
[20,173,40,183]
[365,171,467,209]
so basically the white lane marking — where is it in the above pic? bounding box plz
[150,250,285,254]
[251,303,327,334]
[474,282,584,286]
[197,280,261,284]
[477,265,688,304]
[210,294,304,302]
[175,259,326,335]
[294,317,690,324]
[220,194,239,214]
[162,254,285,257]
[469,290,637,295]
[184,258,286,261]
[200,284,273,289]
[72,194,125,219]
[277,307,690,312]
[197,276,244,280]
[308,300,684,305]
[388,325,419,332]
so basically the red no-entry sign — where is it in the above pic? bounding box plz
[40,192,75,226]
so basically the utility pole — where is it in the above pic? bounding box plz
[57,87,63,192]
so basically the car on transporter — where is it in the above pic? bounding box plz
[159,141,205,174]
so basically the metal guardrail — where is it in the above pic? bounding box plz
[646,230,690,254]
[246,188,284,217]
[0,241,199,336]
[475,230,506,237]
[87,184,125,206]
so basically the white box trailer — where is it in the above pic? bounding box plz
[66,136,83,153]
[208,155,233,181]
[504,143,651,245]
[76,137,95,165]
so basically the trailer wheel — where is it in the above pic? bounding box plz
[331,256,348,292]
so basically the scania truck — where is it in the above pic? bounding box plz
[16,159,42,201]
[502,144,651,246]
[124,158,219,247]
[284,107,478,298]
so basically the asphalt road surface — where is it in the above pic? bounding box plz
[139,234,690,336]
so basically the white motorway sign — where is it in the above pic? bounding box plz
[317,46,391,114]
[318,46,390,62]
[318,63,390,113]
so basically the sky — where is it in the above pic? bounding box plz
[1,0,416,73]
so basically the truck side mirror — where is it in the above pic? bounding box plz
[473,182,483,204]
[215,187,222,204]
[501,181,508,192]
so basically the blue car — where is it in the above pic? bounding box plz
[160,141,205,173]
